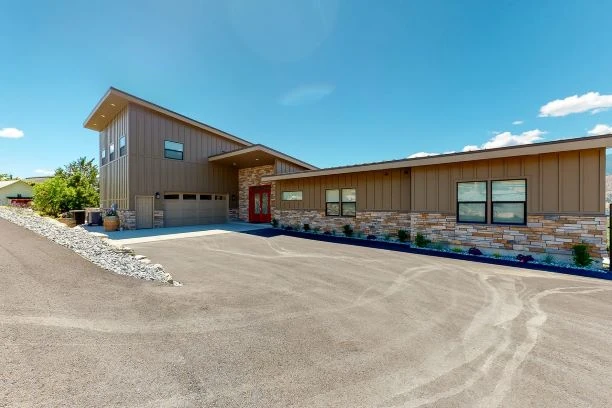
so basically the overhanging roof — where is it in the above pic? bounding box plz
[83,87,252,147]
[262,134,612,182]
[208,144,317,170]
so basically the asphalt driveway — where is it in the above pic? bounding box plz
[3,219,612,407]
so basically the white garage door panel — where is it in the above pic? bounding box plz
[164,194,228,227]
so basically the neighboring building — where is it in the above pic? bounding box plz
[0,180,34,206]
[83,87,315,229]
[85,87,611,262]
[24,176,53,184]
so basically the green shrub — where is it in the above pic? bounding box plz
[414,232,430,248]
[431,241,447,251]
[383,233,392,241]
[542,253,555,264]
[303,223,311,231]
[397,229,409,243]
[572,244,593,267]
[271,218,279,227]
[492,252,502,259]
[313,226,321,234]
[342,224,354,237]
[451,247,463,253]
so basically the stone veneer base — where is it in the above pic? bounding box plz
[273,209,608,262]
[118,210,164,230]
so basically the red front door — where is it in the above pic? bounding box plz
[249,185,271,223]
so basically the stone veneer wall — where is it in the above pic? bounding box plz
[410,213,607,261]
[273,209,607,262]
[238,165,276,222]
[272,209,411,236]
[117,210,164,230]
[228,208,239,220]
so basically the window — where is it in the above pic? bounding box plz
[183,194,197,200]
[119,136,126,157]
[109,143,115,161]
[325,188,356,217]
[200,194,212,200]
[101,148,106,165]
[215,195,225,200]
[282,191,302,201]
[341,188,356,217]
[164,140,184,160]
[457,181,487,223]
[164,194,179,199]
[492,180,526,225]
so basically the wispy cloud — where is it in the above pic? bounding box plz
[539,92,612,117]
[279,84,335,106]
[407,152,439,159]
[0,127,24,138]
[512,120,523,125]
[462,129,546,151]
[34,169,54,176]
[587,124,612,136]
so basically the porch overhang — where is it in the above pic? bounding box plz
[208,144,317,170]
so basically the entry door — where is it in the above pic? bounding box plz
[249,185,271,223]
[135,196,154,229]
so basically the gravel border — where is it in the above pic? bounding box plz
[0,207,174,283]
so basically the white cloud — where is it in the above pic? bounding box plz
[279,84,335,106]
[512,120,523,125]
[34,169,54,176]
[462,129,546,152]
[408,152,439,158]
[587,124,612,136]
[0,127,24,138]
[539,92,612,117]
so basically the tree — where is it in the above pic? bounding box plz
[0,173,14,181]
[33,157,99,216]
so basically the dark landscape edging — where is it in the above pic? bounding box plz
[246,228,612,282]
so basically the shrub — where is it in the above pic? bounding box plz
[572,244,593,267]
[542,253,555,264]
[492,252,502,259]
[432,241,447,251]
[313,227,321,234]
[342,224,354,237]
[451,247,463,253]
[366,234,377,240]
[383,233,392,241]
[293,223,301,231]
[303,223,310,232]
[397,229,409,243]
[414,232,430,248]
[517,254,534,263]
[271,218,279,228]
[468,247,482,256]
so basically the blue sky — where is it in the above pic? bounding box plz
[2,0,612,177]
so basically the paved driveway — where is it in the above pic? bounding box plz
[3,219,612,407]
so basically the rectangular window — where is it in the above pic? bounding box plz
[341,188,356,217]
[492,180,527,225]
[281,191,302,201]
[457,181,487,223]
[164,194,179,199]
[215,195,225,200]
[325,189,340,216]
[119,136,127,157]
[101,148,106,165]
[183,194,197,200]
[109,143,115,161]
[164,140,184,160]
[200,194,212,200]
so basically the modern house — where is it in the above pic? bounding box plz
[85,88,611,261]
[0,180,34,206]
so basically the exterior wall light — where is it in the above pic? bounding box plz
[155,192,160,199]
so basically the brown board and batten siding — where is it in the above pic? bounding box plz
[126,103,244,210]
[99,106,129,208]
[275,158,306,175]
[410,148,605,215]
[277,168,411,212]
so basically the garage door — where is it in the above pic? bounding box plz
[164,193,228,227]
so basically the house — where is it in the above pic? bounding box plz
[0,180,34,206]
[83,87,316,229]
[85,88,611,262]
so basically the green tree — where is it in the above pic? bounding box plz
[33,157,99,216]
[0,173,14,181]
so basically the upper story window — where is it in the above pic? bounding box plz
[325,188,356,217]
[109,143,115,161]
[101,148,107,165]
[119,136,127,157]
[457,181,487,223]
[164,140,184,160]
[282,191,303,201]
[491,180,526,225]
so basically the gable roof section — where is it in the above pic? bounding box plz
[263,134,612,181]
[83,87,252,147]
[208,144,317,171]
[0,180,32,190]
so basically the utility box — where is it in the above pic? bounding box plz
[84,208,102,226]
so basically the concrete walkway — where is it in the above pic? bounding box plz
[82,221,271,245]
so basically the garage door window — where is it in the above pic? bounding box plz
[200,194,212,200]
[164,194,179,199]
[183,194,197,200]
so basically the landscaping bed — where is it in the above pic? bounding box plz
[265,224,612,281]
[0,206,173,283]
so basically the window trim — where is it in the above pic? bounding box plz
[119,136,127,157]
[456,181,488,224]
[164,140,184,160]
[491,179,527,226]
[281,191,303,201]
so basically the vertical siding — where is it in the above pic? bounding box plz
[127,104,243,210]
[275,159,307,174]
[99,106,129,209]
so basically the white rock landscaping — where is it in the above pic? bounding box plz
[0,207,173,283]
